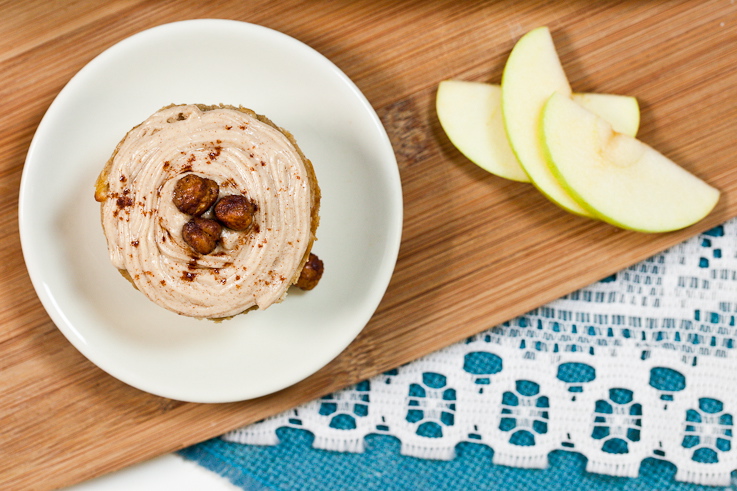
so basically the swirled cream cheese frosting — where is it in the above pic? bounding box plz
[94,104,321,319]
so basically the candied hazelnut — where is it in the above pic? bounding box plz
[296,253,324,290]
[173,174,219,216]
[182,217,222,255]
[214,195,257,231]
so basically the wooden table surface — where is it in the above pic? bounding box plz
[2,1,736,489]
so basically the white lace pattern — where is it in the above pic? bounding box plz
[226,218,737,487]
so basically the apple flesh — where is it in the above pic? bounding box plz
[501,26,591,216]
[436,80,640,182]
[541,92,720,232]
[437,81,529,181]
[572,93,639,138]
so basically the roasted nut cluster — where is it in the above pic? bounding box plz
[296,253,324,290]
[182,217,222,255]
[214,195,258,231]
[173,174,256,255]
[173,174,219,216]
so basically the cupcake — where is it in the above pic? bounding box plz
[94,104,322,319]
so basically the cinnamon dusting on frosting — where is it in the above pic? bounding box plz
[96,104,318,318]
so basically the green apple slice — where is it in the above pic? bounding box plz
[501,26,591,216]
[436,79,640,182]
[542,92,720,232]
[437,80,529,181]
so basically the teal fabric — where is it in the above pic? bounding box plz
[179,428,734,490]
[179,222,737,489]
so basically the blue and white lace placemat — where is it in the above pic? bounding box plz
[224,218,737,487]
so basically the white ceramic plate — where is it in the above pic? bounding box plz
[19,19,402,403]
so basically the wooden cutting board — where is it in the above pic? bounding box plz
[1,1,736,488]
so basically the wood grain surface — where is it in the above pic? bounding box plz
[1,1,736,489]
